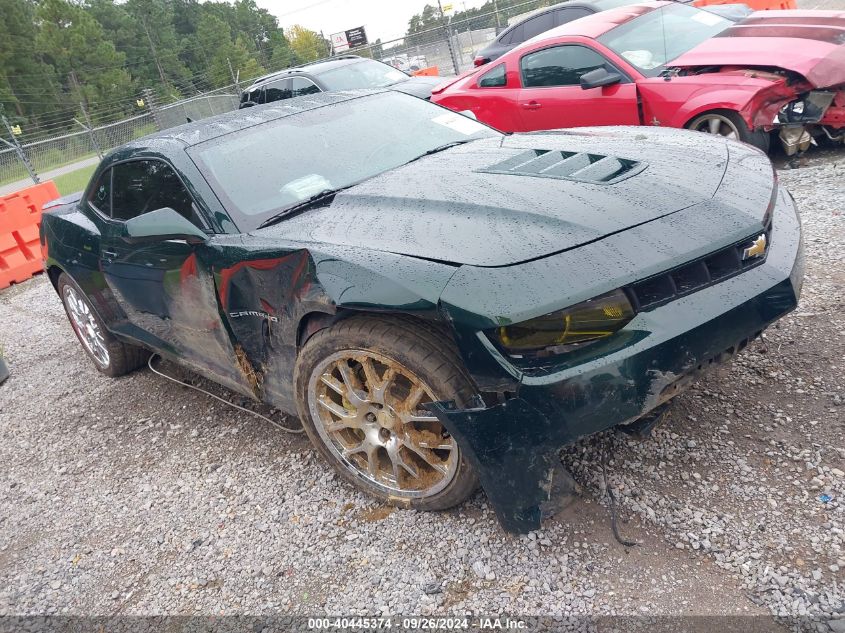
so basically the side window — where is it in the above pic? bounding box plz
[262,78,292,103]
[241,87,262,105]
[478,63,507,88]
[521,45,610,88]
[555,7,594,26]
[521,12,555,41]
[87,169,112,216]
[291,77,321,97]
[111,160,200,227]
[499,24,522,46]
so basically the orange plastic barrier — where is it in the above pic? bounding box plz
[694,0,796,9]
[412,66,440,77]
[0,181,59,290]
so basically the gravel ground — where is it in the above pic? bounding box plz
[0,150,842,631]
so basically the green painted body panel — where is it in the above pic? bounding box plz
[39,93,804,533]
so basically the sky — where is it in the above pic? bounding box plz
[256,0,490,44]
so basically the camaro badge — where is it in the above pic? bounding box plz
[743,234,767,260]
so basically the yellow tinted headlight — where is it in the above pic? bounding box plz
[496,289,635,354]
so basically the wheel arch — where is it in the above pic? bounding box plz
[47,264,64,292]
[681,105,750,131]
[295,308,457,351]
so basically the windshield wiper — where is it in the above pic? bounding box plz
[402,140,473,167]
[257,188,345,229]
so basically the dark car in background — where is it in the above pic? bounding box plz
[239,55,445,107]
[473,0,638,67]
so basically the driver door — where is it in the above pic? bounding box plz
[517,44,639,130]
[98,159,230,365]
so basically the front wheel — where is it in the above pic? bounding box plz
[57,273,149,377]
[686,110,770,153]
[294,315,479,511]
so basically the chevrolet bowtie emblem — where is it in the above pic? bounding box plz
[742,234,767,260]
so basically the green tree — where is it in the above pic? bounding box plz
[124,0,191,98]
[195,13,264,88]
[0,0,61,125]
[36,0,133,121]
[286,25,329,63]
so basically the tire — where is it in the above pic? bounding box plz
[57,273,149,377]
[686,110,770,153]
[294,315,479,511]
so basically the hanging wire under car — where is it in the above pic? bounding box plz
[597,438,640,548]
[147,354,304,434]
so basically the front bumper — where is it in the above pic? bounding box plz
[430,189,805,533]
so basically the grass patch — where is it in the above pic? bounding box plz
[51,164,96,196]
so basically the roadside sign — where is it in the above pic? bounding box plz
[442,3,454,12]
[330,31,349,53]
[10,125,21,136]
[345,26,367,48]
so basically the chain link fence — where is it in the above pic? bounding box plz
[0,92,240,193]
[1,0,552,193]
[351,0,551,75]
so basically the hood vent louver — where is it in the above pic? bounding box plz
[479,149,646,184]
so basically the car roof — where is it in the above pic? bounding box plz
[521,0,666,41]
[117,90,383,152]
[499,0,636,32]
[250,56,366,86]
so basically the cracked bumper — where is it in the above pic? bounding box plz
[430,190,805,533]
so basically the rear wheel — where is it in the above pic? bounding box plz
[294,316,479,510]
[687,110,770,153]
[57,273,149,377]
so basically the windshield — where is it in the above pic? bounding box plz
[189,92,497,231]
[317,59,410,90]
[598,4,732,77]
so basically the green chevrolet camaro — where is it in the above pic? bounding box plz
[41,90,804,533]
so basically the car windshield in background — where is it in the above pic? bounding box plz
[317,59,410,90]
[189,92,498,231]
[598,4,732,77]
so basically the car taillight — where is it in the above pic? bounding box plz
[473,56,488,67]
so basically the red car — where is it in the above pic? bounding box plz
[431,2,845,155]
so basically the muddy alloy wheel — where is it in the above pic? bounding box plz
[308,349,459,498]
[295,316,479,510]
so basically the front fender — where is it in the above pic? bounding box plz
[642,74,799,130]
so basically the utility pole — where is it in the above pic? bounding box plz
[226,58,242,98]
[1,111,39,184]
[463,2,475,51]
[69,70,86,110]
[140,11,168,86]
[437,0,460,75]
[74,102,102,159]
[493,0,502,32]
[142,88,164,131]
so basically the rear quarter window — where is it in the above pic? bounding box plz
[478,64,507,88]
[87,169,111,216]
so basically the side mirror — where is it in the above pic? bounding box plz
[123,207,208,245]
[580,67,622,90]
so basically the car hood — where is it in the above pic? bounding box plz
[390,75,447,99]
[256,127,743,268]
[671,10,845,88]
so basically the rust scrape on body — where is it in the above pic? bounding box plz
[235,344,263,395]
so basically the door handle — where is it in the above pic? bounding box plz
[521,101,542,110]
